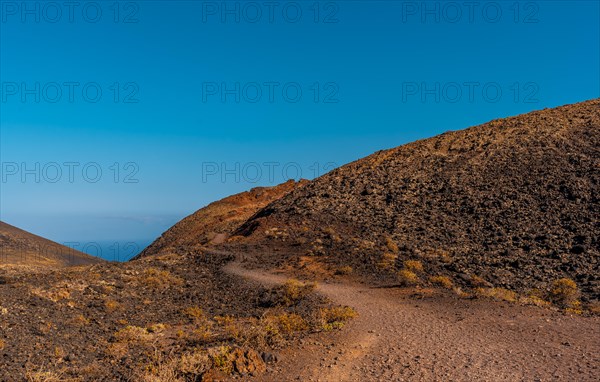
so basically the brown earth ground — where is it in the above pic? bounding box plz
[224,259,600,382]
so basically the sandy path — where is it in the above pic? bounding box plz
[224,262,600,382]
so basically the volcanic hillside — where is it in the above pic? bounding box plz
[135,180,307,259]
[0,221,103,267]
[232,99,600,302]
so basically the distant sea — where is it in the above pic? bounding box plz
[70,239,153,262]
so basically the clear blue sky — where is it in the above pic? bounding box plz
[1,0,598,260]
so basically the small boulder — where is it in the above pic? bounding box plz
[261,352,278,364]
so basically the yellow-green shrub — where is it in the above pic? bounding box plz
[429,275,453,289]
[403,260,423,273]
[397,269,418,286]
[319,306,358,331]
[549,278,579,305]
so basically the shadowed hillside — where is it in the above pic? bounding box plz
[0,221,103,268]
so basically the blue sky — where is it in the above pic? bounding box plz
[1,0,598,260]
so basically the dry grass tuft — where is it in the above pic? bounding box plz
[104,299,122,313]
[280,279,317,306]
[210,346,233,374]
[214,315,241,340]
[183,306,205,322]
[429,275,453,289]
[519,289,551,308]
[319,306,358,331]
[403,260,424,273]
[385,237,399,253]
[469,275,489,287]
[114,325,153,343]
[335,266,353,275]
[25,367,80,382]
[397,269,419,286]
[265,313,308,336]
[475,287,517,302]
[565,300,583,315]
[140,350,211,382]
[147,323,167,333]
[30,287,71,303]
[549,278,579,305]
[138,268,184,289]
[377,252,398,270]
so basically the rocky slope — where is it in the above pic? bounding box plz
[231,99,600,303]
[0,221,103,267]
[0,250,343,381]
[135,179,307,259]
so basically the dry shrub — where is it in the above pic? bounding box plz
[210,346,233,374]
[385,237,399,253]
[403,260,423,273]
[25,367,80,382]
[323,227,341,242]
[104,342,128,359]
[469,275,489,287]
[549,278,579,305]
[433,249,452,263]
[238,312,309,349]
[306,239,325,256]
[140,368,181,382]
[280,279,317,306]
[104,299,121,313]
[265,313,308,336]
[377,252,398,269]
[141,350,211,382]
[323,227,336,236]
[193,323,214,343]
[519,289,551,307]
[565,300,583,315]
[429,275,453,289]
[181,307,213,342]
[183,306,205,322]
[214,315,241,340]
[335,266,353,275]
[475,287,517,302]
[178,351,211,375]
[53,347,66,360]
[397,269,419,286]
[138,268,184,289]
[147,323,167,333]
[319,306,357,331]
[357,239,375,250]
[114,325,153,343]
[76,365,103,379]
[30,287,71,303]
[235,320,273,349]
[519,295,551,308]
[264,228,289,240]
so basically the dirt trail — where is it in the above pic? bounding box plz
[224,262,600,382]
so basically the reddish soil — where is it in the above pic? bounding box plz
[226,261,600,382]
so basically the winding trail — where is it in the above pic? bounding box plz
[224,261,600,382]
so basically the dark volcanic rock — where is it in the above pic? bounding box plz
[235,99,600,301]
